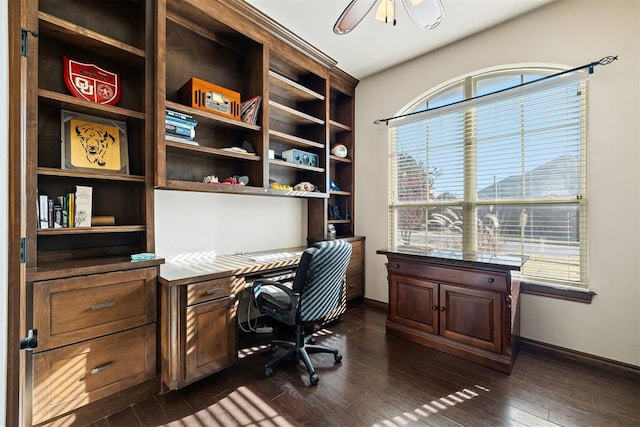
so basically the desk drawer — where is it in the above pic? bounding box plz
[387,259,507,292]
[33,324,156,425]
[187,277,232,306]
[33,268,157,351]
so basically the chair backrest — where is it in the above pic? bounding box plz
[292,240,352,322]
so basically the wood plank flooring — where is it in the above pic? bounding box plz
[90,303,639,427]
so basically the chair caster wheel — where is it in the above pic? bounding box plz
[310,373,319,386]
[265,366,274,377]
[309,337,316,344]
[334,353,342,363]
[270,344,278,353]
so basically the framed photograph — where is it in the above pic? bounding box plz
[61,110,129,174]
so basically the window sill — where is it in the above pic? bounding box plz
[520,282,595,304]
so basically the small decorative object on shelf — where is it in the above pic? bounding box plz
[327,224,336,239]
[61,110,129,175]
[270,180,293,191]
[329,178,341,191]
[130,252,157,262]
[63,56,121,106]
[328,204,342,220]
[282,149,319,167]
[293,182,316,192]
[331,143,348,158]
[203,175,219,183]
[178,77,241,120]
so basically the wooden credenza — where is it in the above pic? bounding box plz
[377,249,525,373]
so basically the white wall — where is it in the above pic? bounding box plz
[1,0,9,421]
[356,0,640,366]
[155,190,308,259]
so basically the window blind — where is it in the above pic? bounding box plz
[388,71,589,287]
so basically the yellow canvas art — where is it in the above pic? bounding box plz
[70,118,122,170]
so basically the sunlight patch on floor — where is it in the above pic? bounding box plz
[371,386,487,427]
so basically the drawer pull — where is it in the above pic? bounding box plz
[90,362,114,375]
[205,287,223,295]
[91,301,115,310]
[488,277,495,283]
[393,264,400,269]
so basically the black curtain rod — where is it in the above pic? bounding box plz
[373,55,619,125]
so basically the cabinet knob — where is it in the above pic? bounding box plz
[393,264,400,269]
[487,277,495,283]
[432,305,438,311]
[439,306,446,312]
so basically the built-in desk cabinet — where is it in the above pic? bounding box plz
[160,276,241,390]
[29,265,161,426]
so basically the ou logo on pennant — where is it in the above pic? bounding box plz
[63,57,121,106]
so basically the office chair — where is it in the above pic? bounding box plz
[252,239,352,385]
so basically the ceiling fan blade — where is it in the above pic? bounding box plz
[402,0,444,30]
[333,0,378,34]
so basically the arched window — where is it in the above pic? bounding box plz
[387,66,588,288]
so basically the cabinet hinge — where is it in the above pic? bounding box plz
[21,27,38,57]
[20,237,27,263]
[20,329,38,351]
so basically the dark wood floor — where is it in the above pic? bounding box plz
[90,304,639,427]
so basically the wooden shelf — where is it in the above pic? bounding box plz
[269,70,324,102]
[265,188,328,199]
[329,119,351,132]
[269,100,324,126]
[330,155,352,164]
[165,141,262,161]
[269,159,324,173]
[39,89,145,120]
[269,130,324,149]
[330,190,352,196]
[166,101,260,132]
[38,12,146,65]
[37,167,146,182]
[328,219,351,224]
[37,225,146,235]
[163,180,266,195]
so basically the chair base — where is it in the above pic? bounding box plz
[264,324,342,385]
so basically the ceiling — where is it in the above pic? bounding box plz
[245,0,554,80]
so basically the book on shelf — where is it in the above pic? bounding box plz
[38,194,49,229]
[166,109,197,125]
[241,96,261,125]
[74,185,92,227]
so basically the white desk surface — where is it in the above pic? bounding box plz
[159,247,305,286]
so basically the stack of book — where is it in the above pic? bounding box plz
[37,185,93,229]
[241,96,262,125]
[165,109,198,145]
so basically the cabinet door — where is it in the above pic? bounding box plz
[439,284,502,353]
[185,297,238,383]
[389,275,438,334]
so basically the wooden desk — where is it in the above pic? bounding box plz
[377,248,526,373]
[159,238,365,390]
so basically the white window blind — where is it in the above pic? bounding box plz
[388,70,589,288]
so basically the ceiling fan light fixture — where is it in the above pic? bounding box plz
[333,0,378,34]
[374,0,395,23]
[402,0,444,30]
